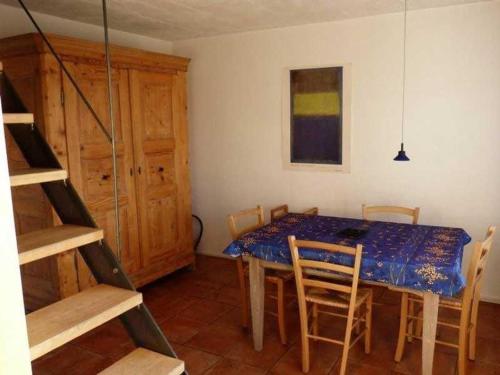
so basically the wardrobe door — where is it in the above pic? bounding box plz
[63,62,141,289]
[129,69,193,280]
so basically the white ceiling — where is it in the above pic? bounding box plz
[0,0,491,41]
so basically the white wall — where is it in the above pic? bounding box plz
[0,98,32,374]
[174,1,500,301]
[0,4,173,53]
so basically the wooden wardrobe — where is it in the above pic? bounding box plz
[0,33,194,309]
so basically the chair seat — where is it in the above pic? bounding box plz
[243,264,294,283]
[266,269,295,283]
[305,287,371,309]
[410,291,463,309]
[440,292,463,308]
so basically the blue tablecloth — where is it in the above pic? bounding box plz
[223,213,471,297]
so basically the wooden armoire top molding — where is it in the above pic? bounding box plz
[0,33,190,73]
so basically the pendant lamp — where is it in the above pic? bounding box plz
[394,0,410,161]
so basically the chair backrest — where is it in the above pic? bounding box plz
[271,204,319,222]
[288,236,363,310]
[270,204,289,222]
[227,205,265,240]
[302,207,319,216]
[362,204,420,225]
[465,226,496,299]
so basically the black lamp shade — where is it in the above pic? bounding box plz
[394,143,410,161]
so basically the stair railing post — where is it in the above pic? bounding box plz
[102,0,122,260]
[16,0,112,143]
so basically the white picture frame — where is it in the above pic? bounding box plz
[281,63,352,173]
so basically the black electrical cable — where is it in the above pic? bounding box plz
[192,214,203,251]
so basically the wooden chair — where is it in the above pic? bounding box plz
[362,204,420,224]
[288,236,373,374]
[270,204,289,222]
[270,204,319,222]
[362,204,420,326]
[303,207,319,216]
[227,205,293,344]
[394,226,496,375]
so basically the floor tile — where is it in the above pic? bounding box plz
[173,277,226,300]
[471,336,500,364]
[215,285,242,306]
[160,315,208,344]
[72,320,134,360]
[33,345,112,375]
[393,346,457,375]
[203,358,267,375]
[270,342,341,375]
[213,306,243,329]
[145,294,199,323]
[185,322,250,356]
[173,344,222,375]
[329,360,390,375]
[348,331,396,370]
[198,267,239,288]
[475,303,500,341]
[465,360,500,375]
[181,298,234,324]
[225,334,289,369]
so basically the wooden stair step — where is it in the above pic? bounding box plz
[98,348,184,375]
[17,225,104,265]
[2,113,34,124]
[27,284,142,360]
[10,168,68,187]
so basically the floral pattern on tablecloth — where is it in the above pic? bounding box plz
[223,214,471,297]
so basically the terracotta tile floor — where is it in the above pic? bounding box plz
[33,255,500,375]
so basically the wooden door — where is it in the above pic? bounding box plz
[129,70,193,284]
[63,63,141,290]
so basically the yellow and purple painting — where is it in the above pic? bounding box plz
[290,67,343,164]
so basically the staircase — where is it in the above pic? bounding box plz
[1,62,185,374]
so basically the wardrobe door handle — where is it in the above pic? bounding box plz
[138,166,142,175]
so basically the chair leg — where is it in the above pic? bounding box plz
[300,304,310,373]
[365,291,373,354]
[296,287,310,373]
[469,295,480,360]
[312,303,319,339]
[458,305,470,375]
[302,335,310,373]
[355,309,361,335]
[276,279,287,345]
[395,292,409,362]
[407,299,414,342]
[236,257,249,328]
[340,311,354,375]
[415,309,423,338]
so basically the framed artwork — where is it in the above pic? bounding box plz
[282,64,351,172]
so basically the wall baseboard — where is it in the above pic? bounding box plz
[480,295,500,304]
[196,249,232,259]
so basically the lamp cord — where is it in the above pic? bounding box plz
[400,0,407,144]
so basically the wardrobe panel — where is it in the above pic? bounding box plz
[129,69,192,269]
[63,62,141,289]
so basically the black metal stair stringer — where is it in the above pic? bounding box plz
[1,70,181,367]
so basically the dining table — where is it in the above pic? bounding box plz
[223,212,471,375]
